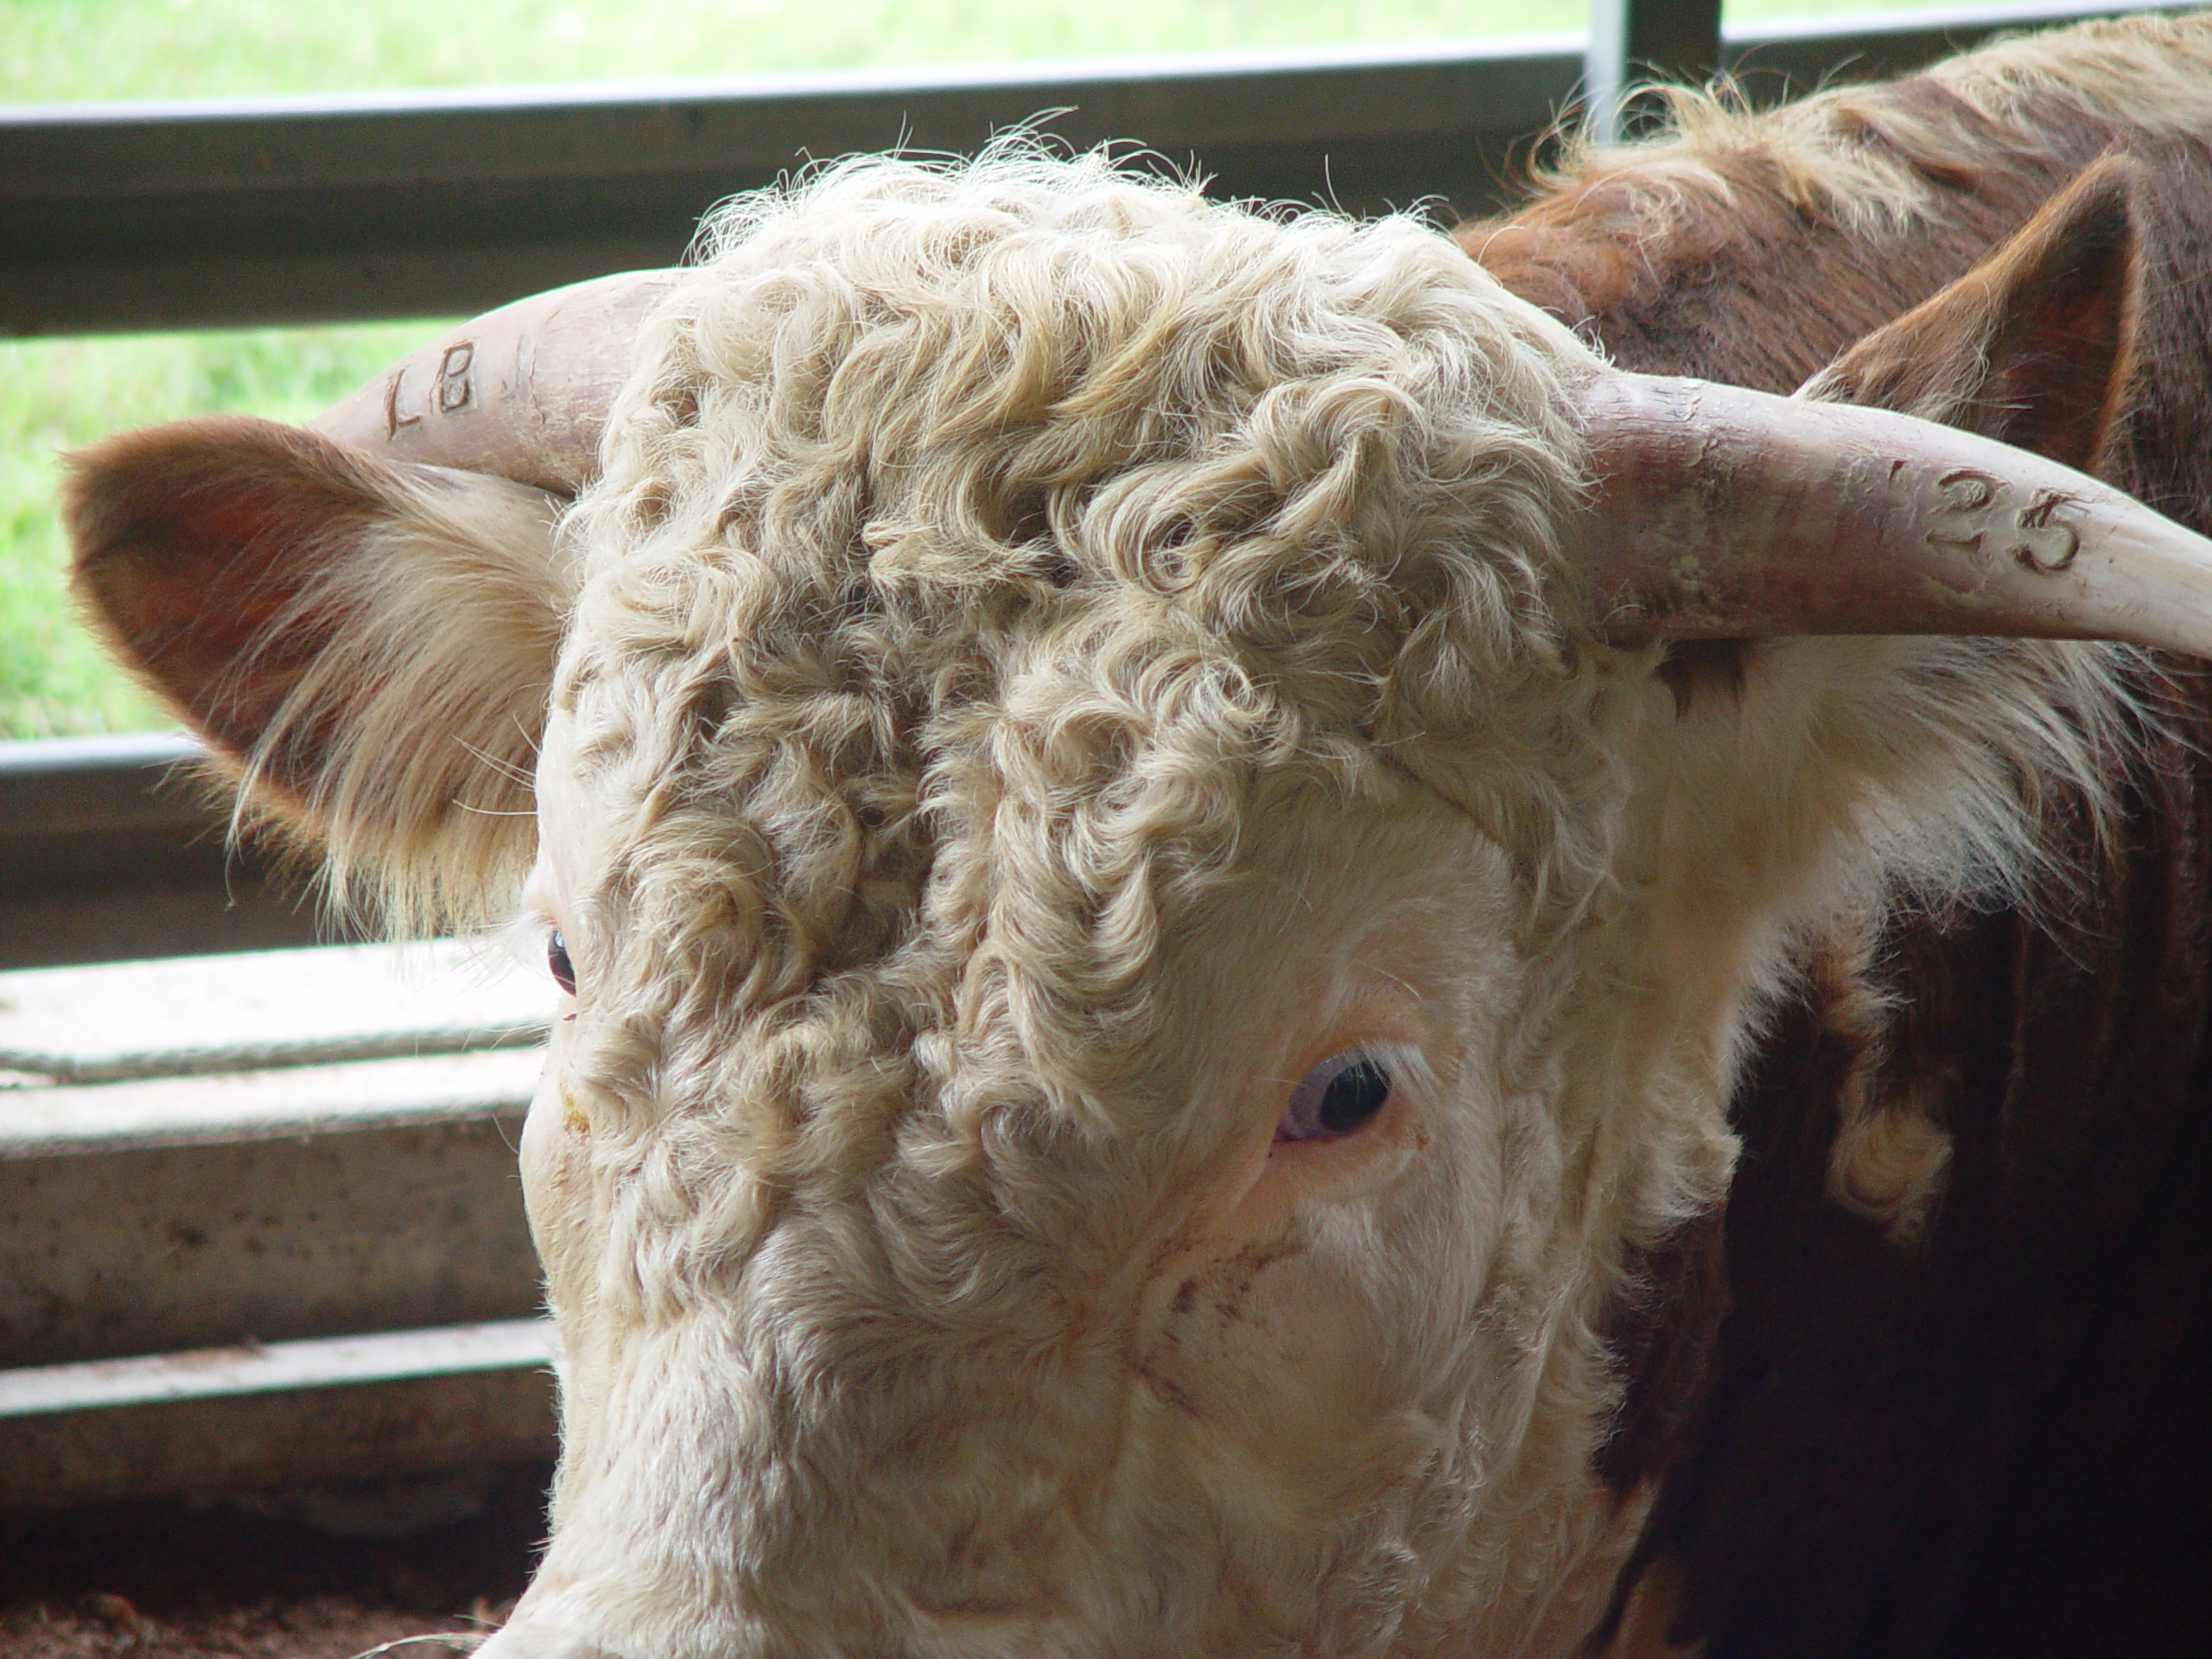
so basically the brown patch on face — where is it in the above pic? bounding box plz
[1592,1208,1729,1498]
[1139,1235,1307,1418]
[1134,1361,1203,1420]
[1196,1236,1301,1330]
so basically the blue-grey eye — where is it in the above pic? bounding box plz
[548,930,577,995]
[1276,1052,1393,1142]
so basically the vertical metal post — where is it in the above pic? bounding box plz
[1586,0,1724,142]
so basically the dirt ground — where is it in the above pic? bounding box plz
[0,1464,550,1659]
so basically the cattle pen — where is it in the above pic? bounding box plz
[0,1,2197,1652]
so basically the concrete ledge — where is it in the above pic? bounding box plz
[0,938,550,1084]
[0,1321,556,1510]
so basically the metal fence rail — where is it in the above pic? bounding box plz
[0,734,325,970]
[0,1,2174,336]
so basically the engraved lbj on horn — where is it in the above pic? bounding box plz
[1574,372,2212,656]
[311,269,684,496]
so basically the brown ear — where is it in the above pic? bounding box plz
[67,415,574,929]
[1803,152,2142,471]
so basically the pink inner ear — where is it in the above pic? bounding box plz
[69,417,385,791]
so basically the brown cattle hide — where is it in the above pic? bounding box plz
[1463,59,2212,1659]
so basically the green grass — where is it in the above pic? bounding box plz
[0,321,442,735]
[0,0,1935,109]
[0,0,1960,736]
[6,3,1586,105]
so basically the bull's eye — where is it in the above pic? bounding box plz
[1275,1052,1393,1142]
[547,930,577,995]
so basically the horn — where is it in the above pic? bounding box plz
[309,269,684,495]
[1576,372,2212,656]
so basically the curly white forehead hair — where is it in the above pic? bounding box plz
[545,146,1627,1112]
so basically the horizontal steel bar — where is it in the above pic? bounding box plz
[0,35,1576,336]
[0,880,325,972]
[1,3,2173,337]
[0,1321,555,1510]
[0,732,211,872]
[0,734,324,969]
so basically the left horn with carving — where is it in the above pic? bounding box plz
[310,269,683,494]
[1575,372,2212,656]
[60,271,683,897]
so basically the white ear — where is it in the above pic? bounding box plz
[67,414,575,930]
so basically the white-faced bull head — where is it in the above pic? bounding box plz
[61,153,2212,1657]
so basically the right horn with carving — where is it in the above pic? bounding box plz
[1573,372,2212,656]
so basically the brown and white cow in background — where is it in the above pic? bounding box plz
[60,11,2212,1656]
